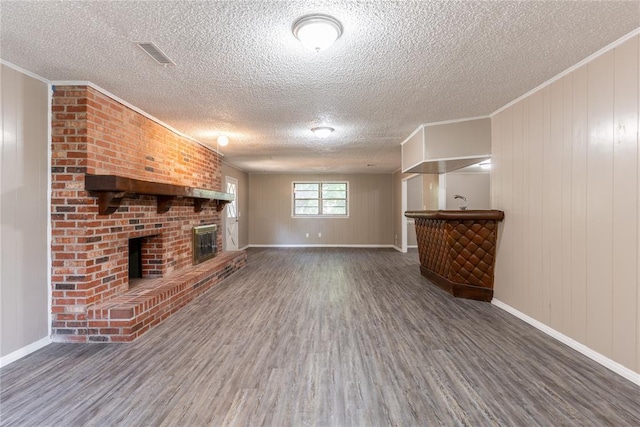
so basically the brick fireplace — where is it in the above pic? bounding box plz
[51,85,246,342]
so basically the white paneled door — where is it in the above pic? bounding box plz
[225,176,239,251]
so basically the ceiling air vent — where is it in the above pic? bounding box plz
[136,42,175,66]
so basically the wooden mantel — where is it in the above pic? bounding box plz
[85,174,234,215]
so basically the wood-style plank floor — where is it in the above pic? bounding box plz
[1,248,639,426]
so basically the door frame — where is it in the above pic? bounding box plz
[224,175,239,251]
[401,173,420,253]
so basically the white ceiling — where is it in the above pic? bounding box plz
[1,1,639,174]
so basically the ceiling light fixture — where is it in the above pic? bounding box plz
[217,134,229,147]
[479,160,491,170]
[292,14,343,52]
[311,126,334,138]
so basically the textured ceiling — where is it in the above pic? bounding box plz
[1,1,639,173]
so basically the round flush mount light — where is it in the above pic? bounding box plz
[311,126,334,138]
[217,134,229,146]
[293,14,343,52]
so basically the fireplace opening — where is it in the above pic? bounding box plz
[129,237,143,279]
[193,224,217,265]
[127,234,162,289]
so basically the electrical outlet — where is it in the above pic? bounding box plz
[305,233,309,238]
[318,232,322,238]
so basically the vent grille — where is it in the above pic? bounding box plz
[136,42,175,66]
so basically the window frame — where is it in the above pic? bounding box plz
[291,181,349,218]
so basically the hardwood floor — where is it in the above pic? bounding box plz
[1,248,639,426]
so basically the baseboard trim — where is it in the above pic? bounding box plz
[0,336,51,368]
[247,244,394,249]
[392,245,403,252]
[238,245,250,251]
[492,299,640,387]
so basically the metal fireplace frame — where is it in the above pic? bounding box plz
[192,224,218,265]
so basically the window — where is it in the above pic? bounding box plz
[293,182,348,217]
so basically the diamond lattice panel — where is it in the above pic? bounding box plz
[445,220,498,287]
[414,218,449,277]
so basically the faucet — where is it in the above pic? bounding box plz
[454,195,468,210]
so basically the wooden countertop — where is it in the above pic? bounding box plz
[404,210,505,221]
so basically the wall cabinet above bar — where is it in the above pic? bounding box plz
[401,117,491,174]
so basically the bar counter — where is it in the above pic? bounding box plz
[405,210,505,302]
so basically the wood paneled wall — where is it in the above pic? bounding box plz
[249,174,393,246]
[1,64,50,358]
[492,35,639,374]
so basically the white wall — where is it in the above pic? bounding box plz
[1,63,50,363]
[392,170,408,249]
[491,34,640,376]
[444,172,491,210]
[423,118,491,160]
[406,175,422,246]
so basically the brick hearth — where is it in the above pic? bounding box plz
[50,84,245,342]
[87,251,246,342]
